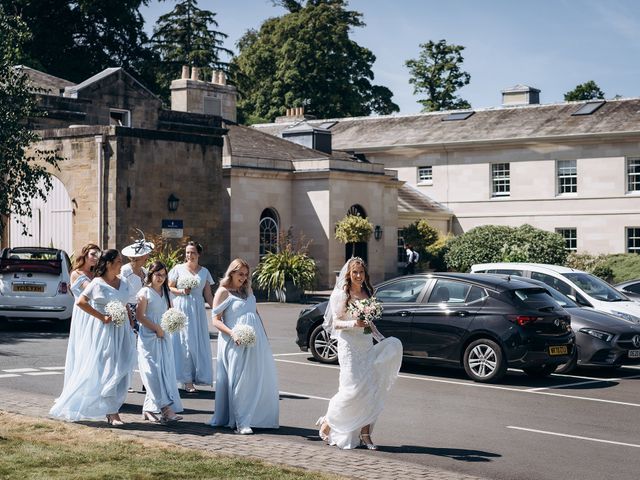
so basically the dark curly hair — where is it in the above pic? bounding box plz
[94,249,120,277]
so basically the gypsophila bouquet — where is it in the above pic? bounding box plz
[177,274,200,291]
[231,324,256,347]
[105,301,128,327]
[347,297,383,334]
[160,308,187,334]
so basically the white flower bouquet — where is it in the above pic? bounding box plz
[177,274,200,292]
[160,308,187,334]
[231,324,256,347]
[347,297,383,334]
[105,300,128,327]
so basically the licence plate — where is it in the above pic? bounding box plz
[629,350,640,359]
[13,284,45,293]
[549,345,568,356]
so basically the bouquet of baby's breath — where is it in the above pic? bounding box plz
[160,308,187,334]
[347,297,383,334]
[105,301,128,327]
[231,324,256,347]
[177,274,200,291]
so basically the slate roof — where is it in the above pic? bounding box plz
[18,66,75,94]
[253,98,640,150]
[64,67,160,100]
[398,184,452,216]
[224,122,355,162]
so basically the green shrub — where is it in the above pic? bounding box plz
[567,252,640,283]
[335,214,373,258]
[445,224,567,272]
[425,234,453,271]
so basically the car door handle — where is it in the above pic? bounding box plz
[455,311,470,317]
[398,311,411,317]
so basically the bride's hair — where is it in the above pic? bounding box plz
[342,257,373,304]
[220,258,251,297]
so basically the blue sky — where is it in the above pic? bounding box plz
[140,0,640,114]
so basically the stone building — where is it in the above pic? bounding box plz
[253,87,640,255]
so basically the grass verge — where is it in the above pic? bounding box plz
[0,411,341,480]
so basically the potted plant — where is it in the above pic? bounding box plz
[253,234,317,303]
[334,214,373,256]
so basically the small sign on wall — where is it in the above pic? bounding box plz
[162,219,183,239]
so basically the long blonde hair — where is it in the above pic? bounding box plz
[220,258,251,297]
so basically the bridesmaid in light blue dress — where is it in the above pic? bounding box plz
[63,243,101,388]
[207,258,279,435]
[168,241,214,392]
[136,261,183,423]
[50,249,136,426]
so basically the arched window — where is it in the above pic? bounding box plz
[348,204,366,217]
[259,208,279,258]
[344,204,368,263]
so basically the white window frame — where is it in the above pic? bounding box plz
[417,166,433,185]
[109,108,131,127]
[491,163,510,197]
[626,157,640,193]
[259,212,279,259]
[556,228,577,251]
[557,160,577,195]
[627,227,640,254]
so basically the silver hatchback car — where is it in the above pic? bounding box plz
[0,247,74,326]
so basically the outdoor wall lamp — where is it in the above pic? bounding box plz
[374,225,383,241]
[167,193,180,212]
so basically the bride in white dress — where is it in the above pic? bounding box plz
[317,257,403,450]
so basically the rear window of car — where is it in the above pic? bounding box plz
[511,288,557,309]
[0,250,62,275]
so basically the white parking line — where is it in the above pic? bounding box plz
[528,374,640,392]
[280,390,331,401]
[41,367,65,371]
[507,426,640,449]
[273,352,309,357]
[24,371,62,376]
[0,374,20,379]
[2,368,39,373]
[275,358,640,407]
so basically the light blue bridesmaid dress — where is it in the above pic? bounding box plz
[169,264,214,386]
[50,277,136,421]
[136,286,183,414]
[207,293,279,430]
[62,273,90,388]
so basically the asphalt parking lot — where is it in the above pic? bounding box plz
[1,302,639,480]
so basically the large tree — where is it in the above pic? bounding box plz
[1,0,155,85]
[232,0,399,124]
[151,0,232,97]
[564,80,605,101]
[0,7,63,237]
[405,39,471,112]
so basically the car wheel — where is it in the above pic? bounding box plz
[555,349,578,374]
[309,324,338,364]
[523,364,558,377]
[463,338,506,383]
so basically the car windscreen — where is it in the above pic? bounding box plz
[510,288,559,310]
[562,272,627,302]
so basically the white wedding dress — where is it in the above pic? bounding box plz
[323,290,403,449]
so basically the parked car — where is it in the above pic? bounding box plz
[614,279,640,302]
[470,263,640,324]
[0,247,74,326]
[296,273,575,383]
[489,275,640,373]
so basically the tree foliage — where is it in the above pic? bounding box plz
[406,39,471,112]
[444,224,567,272]
[564,80,605,102]
[1,0,155,85]
[0,7,63,237]
[151,0,232,98]
[232,0,399,123]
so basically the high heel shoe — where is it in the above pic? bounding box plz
[106,414,124,426]
[142,411,161,423]
[359,433,378,450]
[161,407,183,423]
[315,416,329,442]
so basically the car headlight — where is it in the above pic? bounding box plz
[610,310,640,323]
[579,328,614,342]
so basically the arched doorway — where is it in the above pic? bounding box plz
[259,208,280,259]
[10,176,73,254]
[344,204,368,263]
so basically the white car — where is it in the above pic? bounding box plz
[0,247,74,326]
[470,262,640,324]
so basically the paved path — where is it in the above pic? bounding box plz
[0,387,488,480]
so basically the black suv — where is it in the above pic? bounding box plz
[296,273,575,382]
